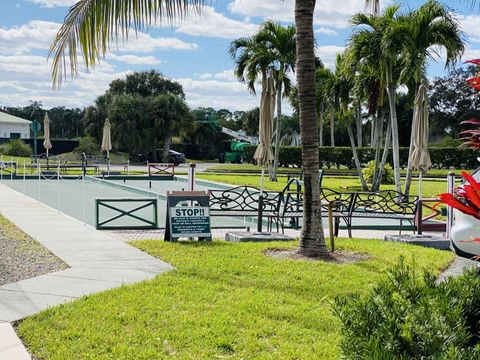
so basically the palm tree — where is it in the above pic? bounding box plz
[49,0,206,88]
[295,0,329,258]
[315,68,334,147]
[256,21,296,181]
[349,6,405,194]
[401,0,465,195]
[230,21,296,182]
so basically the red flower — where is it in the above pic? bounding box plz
[465,59,480,66]
[438,172,480,220]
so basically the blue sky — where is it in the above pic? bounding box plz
[0,0,479,114]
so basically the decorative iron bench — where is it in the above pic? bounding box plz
[337,190,419,237]
[208,186,283,231]
[279,188,354,233]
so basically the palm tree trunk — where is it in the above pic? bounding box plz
[386,64,402,194]
[318,101,324,147]
[356,102,362,147]
[372,107,384,189]
[162,131,172,163]
[329,109,335,146]
[295,0,328,258]
[370,115,376,147]
[347,123,368,190]
[403,84,420,196]
[271,68,284,182]
[373,119,392,191]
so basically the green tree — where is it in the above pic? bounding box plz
[401,0,465,195]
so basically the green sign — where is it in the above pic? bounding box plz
[30,120,41,133]
[170,207,211,238]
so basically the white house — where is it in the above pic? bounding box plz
[0,111,31,139]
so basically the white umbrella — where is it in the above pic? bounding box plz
[253,74,276,232]
[43,113,52,168]
[43,113,52,155]
[101,118,112,173]
[409,82,431,199]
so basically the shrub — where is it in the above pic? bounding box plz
[334,258,480,359]
[362,160,394,184]
[2,139,32,157]
[73,136,100,156]
[243,145,479,169]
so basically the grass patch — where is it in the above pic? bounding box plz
[18,239,454,359]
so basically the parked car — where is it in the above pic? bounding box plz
[450,166,480,260]
[168,149,186,165]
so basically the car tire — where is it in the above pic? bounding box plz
[218,153,225,163]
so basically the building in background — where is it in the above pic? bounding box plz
[0,111,31,139]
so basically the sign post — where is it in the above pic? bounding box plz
[165,191,211,242]
[30,120,41,160]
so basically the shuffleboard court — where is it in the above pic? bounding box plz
[1,176,257,230]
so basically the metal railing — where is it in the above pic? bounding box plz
[95,198,158,230]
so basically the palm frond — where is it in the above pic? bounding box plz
[50,0,206,89]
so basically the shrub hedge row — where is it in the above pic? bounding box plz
[243,145,479,169]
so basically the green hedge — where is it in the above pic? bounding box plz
[243,145,479,169]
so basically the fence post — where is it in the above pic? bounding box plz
[188,163,196,192]
[446,172,455,239]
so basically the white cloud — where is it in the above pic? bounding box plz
[459,15,480,43]
[0,20,59,54]
[198,69,237,81]
[315,45,345,69]
[315,27,339,36]
[113,32,198,52]
[172,6,258,39]
[28,0,77,7]
[107,54,162,65]
[229,0,365,28]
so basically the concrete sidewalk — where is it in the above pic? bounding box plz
[0,183,174,359]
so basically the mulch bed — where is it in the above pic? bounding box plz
[0,215,68,286]
[265,248,371,264]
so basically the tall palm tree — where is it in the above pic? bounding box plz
[315,68,334,147]
[230,22,296,182]
[256,21,296,181]
[401,0,465,195]
[295,0,329,258]
[349,6,405,194]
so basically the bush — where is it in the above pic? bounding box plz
[2,139,32,157]
[73,136,100,156]
[362,160,394,184]
[334,258,480,359]
[243,145,480,169]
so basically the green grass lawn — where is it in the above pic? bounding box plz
[17,239,453,359]
[207,163,471,177]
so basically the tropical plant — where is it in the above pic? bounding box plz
[73,136,99,156]
[348,5,406,194]
[362,160,394,184]
[295,0,328,257]
[401,0,465,196]
[230,21,296,181]
[334,258,480,358]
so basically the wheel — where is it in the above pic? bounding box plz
[218,153,225,163]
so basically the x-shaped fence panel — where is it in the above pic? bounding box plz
[96,198,158,230]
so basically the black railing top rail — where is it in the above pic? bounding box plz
[209,186,282,212]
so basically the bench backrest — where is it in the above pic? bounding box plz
[350,190,418,215]
[209,186,282,212]
[281,188,354,215]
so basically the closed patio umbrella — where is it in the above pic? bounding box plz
[253,74,276,232]
[43,113,52,168]
[101,118,112,173]
[409,82,431,200]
